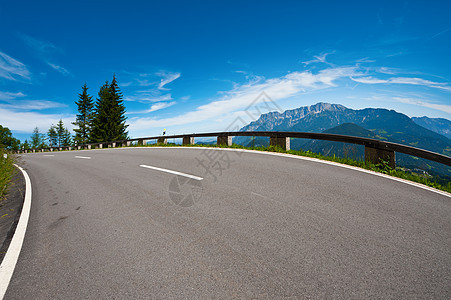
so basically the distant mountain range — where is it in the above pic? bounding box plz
[412,116,451,139]
[234,102,451,181]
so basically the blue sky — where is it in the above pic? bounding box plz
[1,0,450,142]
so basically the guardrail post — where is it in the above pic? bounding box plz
[87,145,91,150]
[111,142,116,148]
[217,136,232,146]
[365,146,396,169]
[157,137,167,144]
[270,136,290,150]
[98,143,103,149]
[183,136,195,145]
[77,146,81,150]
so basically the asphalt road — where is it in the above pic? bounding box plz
[5,147,451,299]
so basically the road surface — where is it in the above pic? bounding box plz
[4,147,450,299]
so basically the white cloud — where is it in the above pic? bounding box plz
[19,34,62,54]
[124,93,172,103]
[156,71,180,90]
[0,107,74,132]
[128,66,362,132]
[47,62,72,77]
[127,101,176,114]
[376,67,399,75]
[0,91,26,100]
[390,77,451,91]
[302,52,334,65]
[0,100,67,111]
[351,76,389,84]
[393,97,451,114]
[0,51,31,81]
[351,76,451,91]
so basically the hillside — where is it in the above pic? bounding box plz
[412,116,451,139]
[234,103,451,180]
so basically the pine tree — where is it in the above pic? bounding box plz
[30,127,46,148]
[21,139,30,150]
[48,125,58,147]
[91,75,128,142]
[62,128,72,146]
[56,119,72,146]
[72,83,94,145]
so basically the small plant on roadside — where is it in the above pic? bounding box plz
[0,149,16,201]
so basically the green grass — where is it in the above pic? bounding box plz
[0,149,16,201]
[128,142,451,194]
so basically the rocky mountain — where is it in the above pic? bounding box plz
[234,102,451,180]
[412,116,451,139]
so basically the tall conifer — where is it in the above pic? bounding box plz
[91,75,128,142]
[73,83,94,144]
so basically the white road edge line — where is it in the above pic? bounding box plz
[0,165,32,300]
[43,155,54,157]
[74,156,91,159]
[139,164,203,181]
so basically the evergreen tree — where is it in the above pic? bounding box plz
[21,139,30,150]
[31,127,46,148]
[48,125,58,147]
[56,119,72,146]
[91,75,128,142]
[62,128,72,146]
[72,83,94,144]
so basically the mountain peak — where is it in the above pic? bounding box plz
[309,102,347,112]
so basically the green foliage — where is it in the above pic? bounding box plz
[0,149,16,201]
[47,126,58,147]
[21,139,30,150]
[48,120,72,147]
[0,125,20,150]
[30,127,47,149]
[91,75,128,142]
[73,83,94,145]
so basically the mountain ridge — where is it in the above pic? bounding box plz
[234,102,451,180]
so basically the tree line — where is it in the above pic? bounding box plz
[0,75,128,151]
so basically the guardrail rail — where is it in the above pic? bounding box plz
[17,131,451,168]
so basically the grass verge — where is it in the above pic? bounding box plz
[0,149,16,201]
[128,142,451,194]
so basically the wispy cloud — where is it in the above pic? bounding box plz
[351,76,451,91]
[124,93,173,103]
[156,71,181,90]
[0,91,26,100]
[0,100,67,111]
[393,97,451,114]
[19,34,71,76]
[19,33,62,54]
[0,107,74,132]
[127,101,176,114]
[47,62,73,77]
[0,91,66,110]
[128,66,362,131]
[302,52,335,66]
[0,51,31,81]
[427,27,451,41]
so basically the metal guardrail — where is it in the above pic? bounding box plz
[18,131,451,167]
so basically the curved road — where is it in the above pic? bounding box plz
[4,147,451,299]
